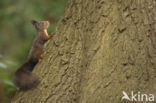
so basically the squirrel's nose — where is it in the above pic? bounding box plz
[46,21,50,26]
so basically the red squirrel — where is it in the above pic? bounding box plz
[14,20,52,90]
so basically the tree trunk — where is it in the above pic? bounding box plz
[12,0,156,103]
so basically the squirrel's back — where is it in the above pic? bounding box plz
[13,20,52,90]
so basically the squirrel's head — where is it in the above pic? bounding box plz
[31,20,49,31]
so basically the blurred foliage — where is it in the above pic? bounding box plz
[0,0,68,102]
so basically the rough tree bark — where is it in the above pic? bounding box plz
[12,0,156,103]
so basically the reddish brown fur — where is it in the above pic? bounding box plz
[14,20,52,90]
[28,20,51,62]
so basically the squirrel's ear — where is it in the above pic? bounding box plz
[31,20,37,25]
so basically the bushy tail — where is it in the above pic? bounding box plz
[13,61,39,90]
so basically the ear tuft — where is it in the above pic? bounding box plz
[31,20,37,25]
